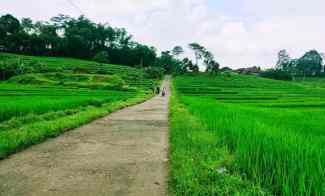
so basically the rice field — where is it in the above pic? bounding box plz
[171,74,325,195]
[0,84,137,123]
[0,52,158,91]
[0,52,158,159]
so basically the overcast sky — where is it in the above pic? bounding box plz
[1,0,325,68]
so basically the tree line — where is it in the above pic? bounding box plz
[0,14,157,68]
[0,13,220,75]
[158,43,220,75]
[262,49,325,80]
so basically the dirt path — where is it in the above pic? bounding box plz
[0,78,170,196]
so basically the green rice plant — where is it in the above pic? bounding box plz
[169,87,269,196]
[0,52,159,159]
[172,74,325,195]
[0,85,135,122]
[0,92,152,159]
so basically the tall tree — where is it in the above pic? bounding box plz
[320,52,325,73]
[172,46,184,58]
[0,14,21,52]
[276,49,291,71]
[204,51,220,74]
[156,51,174,73]
[21,18,34,34]
[0,13,182,72]
[297,50,323,77]
[188,43,205,66]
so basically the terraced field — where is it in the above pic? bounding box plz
[0,84,137,123]
[0,52,158,90]
[0,53,158,159]
[171,74,325,195]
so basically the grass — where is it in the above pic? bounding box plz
[171,74,325,195]
[0,84,136,122]
[0,52,159,159]
[0,92,152,159]
[0,52,159,90]
[169,85,268,195]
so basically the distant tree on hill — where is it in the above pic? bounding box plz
[180,58,191,73]
[236,66,261,75]
[204,51,220,74]
[21,18,34,34]
[220,67,233,72]
[297,50,323,77]
[260,68,292,80]
[93,51,110,63]
[276,49,291,71]
[320,52,325,74]
[188,43,220,74]
[0,13,208,76]
[155,50,179,74]
[188,43,205,66]
[274,49,324,79]
[0,14,20,35]
[172,46,184,58]
[0,13,166,73]
[0,14,21,52]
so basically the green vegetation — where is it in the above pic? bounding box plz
[0,84,136,122]
[2,12,324,195]
[261,49,324,80]
[0,92,151,159]
[0,52,158,159]
[0,14,157,68]
[169,87,268,195]
[0,14,217,76]
[171,74,325,195]
[0,52,159,90]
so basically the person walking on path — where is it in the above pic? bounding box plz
[156,86,160,95]
[162,87,166,97]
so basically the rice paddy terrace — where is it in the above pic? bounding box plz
[172,73,325,195]
[0,52,157,90]
[0,53,159,159]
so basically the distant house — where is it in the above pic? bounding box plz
[235,66,262,75]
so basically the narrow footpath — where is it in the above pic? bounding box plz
[0,78,170,196]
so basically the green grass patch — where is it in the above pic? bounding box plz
[0,92,152,159]
[0,84,136,122]
[169,87,269,195]
[173,74,325,195]
[0,52,159,159]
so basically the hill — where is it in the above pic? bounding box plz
[0,52,159,90]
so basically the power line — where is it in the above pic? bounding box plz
[66,0,85,16]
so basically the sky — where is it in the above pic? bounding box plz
[1,0,325,69]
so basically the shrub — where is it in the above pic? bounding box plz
[8,74,53,85]
[93,51,110,63]
[260,69,292,81]
[87,99,103,107]
[0,59,35,80]
[72,66,89,74]
[144,66,164,79]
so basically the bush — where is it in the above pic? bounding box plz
[0,59,35,80]
[144,66,164,79]
[260,69,292,81]
[93,51,110,63]
[72,66,89,74]
[87,99,103,107]
[8,74,53,85]
[29,61,47,73]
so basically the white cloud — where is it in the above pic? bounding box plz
[0,0,325,68]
